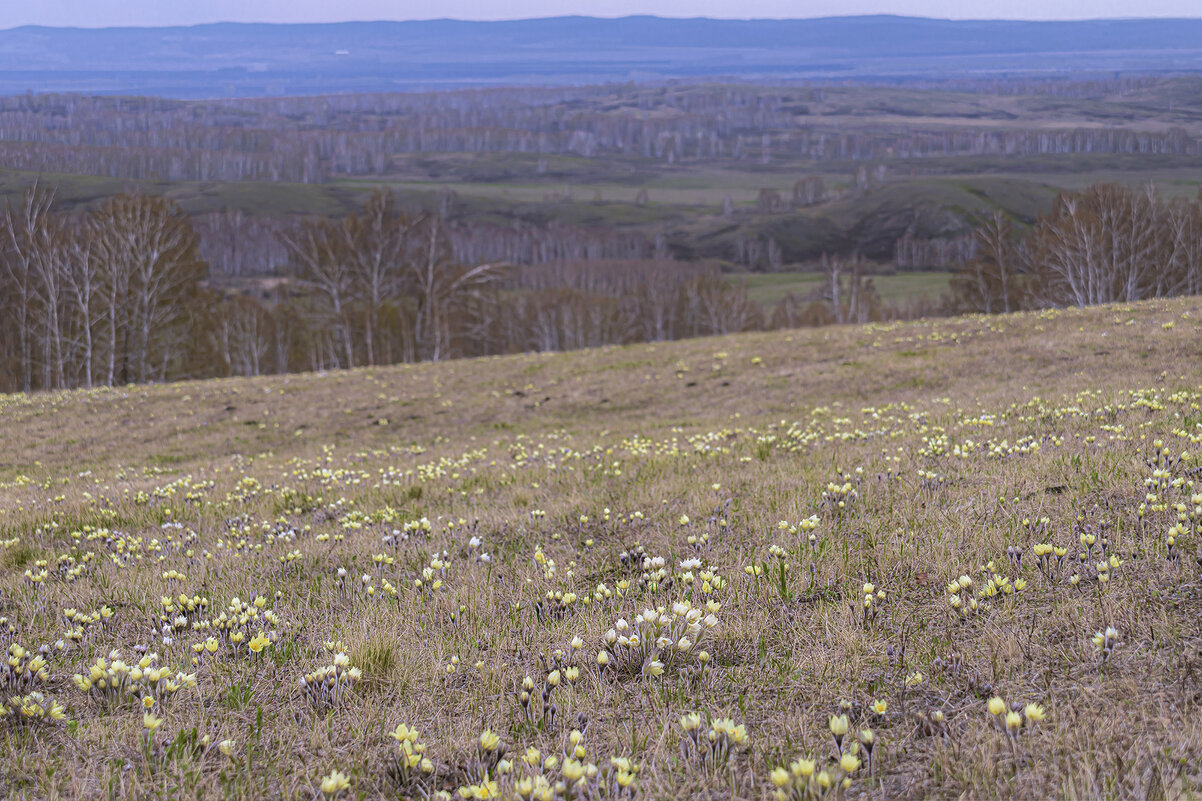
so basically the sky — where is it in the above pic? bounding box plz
[1,0,1199,28]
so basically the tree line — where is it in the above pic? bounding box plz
[0,188,780,392]
[3,182,1201,394]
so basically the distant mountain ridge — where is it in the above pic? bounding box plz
[1,15,1201,98]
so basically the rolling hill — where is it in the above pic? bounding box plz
[2,16,1202,96]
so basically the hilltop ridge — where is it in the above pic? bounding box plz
[3,15,1202,96]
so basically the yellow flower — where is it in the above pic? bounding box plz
[142,712,163,732]
[479,729,501,752]
[829,714,849,736]
[1005,711,1022,732]
[1023,703,1046,724]
[840,752,861,773]
[390,723,420,743]
[219,739,237,757]
[770,767,790,787]
[320,769,351,797]
[987,696,1006,716]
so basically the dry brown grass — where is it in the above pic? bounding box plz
[2,298,1202,800]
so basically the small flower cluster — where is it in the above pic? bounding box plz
[355,567,401,599]
[858,582,886,628]
[986,696,1045,740]
[467,534,492,564]
[2,643,50,693]
[535,590,580,622]
[947,561,1027,615]
[61,605,113,646]
[917,469,947,493]
[1091,626,1122,663]
[1166,523,1188,562]
[821,470,860,514]
[203,595,283,652]
[678,713,748,778]
[73,651,196,708]
[1068,525,1123,586]
[382,516,432,547]
[977,562,1027,598]
[600,600,717,683]
[159,593,210,632]
[415,551,451,595]
[770,700,882,799]
[1091,553,1123,587]
[519,640,585,727]
[298,643,361,707]
[828,712,875,773]
[501,730,640,800]
[769,749,864,801]
[1031,543,1069,579]
[389,723,435,790]
[0,691,66,727]
[639,555,668,593]
[945,574,978,618]
[676,562,726,598]
[24,561,50,586]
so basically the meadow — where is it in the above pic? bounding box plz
[1,297,1201,799]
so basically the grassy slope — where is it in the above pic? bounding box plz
[2,296,1202,799]
[734,271,953,305]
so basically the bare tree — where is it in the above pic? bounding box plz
[89,193,205,384]
[950,211,1024,314]
[1,185,57,392]
[339,190,424,365]
[282,217,357,369]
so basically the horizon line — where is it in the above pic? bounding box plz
[3,13,1202,33]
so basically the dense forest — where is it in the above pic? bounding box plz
[2,181,1201,393]
[1,79,1199,183]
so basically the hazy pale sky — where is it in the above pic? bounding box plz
[2,0,1199,28]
